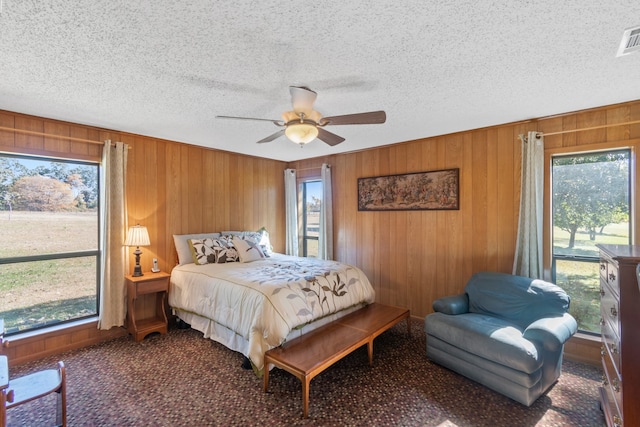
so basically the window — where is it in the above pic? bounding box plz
[301,180,321,257]
[551,149,630,334]
[0,154,100,335]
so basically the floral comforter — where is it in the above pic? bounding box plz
[169,254,375,373]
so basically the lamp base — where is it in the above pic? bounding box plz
[132,264,144,277]
[132,248,143,277]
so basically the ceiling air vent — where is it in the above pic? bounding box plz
[617,26,640,57]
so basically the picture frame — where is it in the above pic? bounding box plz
[357,168,459,211]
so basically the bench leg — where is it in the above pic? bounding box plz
[263,363,270,393]
[302,377,310,418]
[367,341,374,366]
[406,315,411,337]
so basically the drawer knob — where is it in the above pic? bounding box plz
[600,263,606,271]
[610,306,618,317]
[608,272,616,282]
[611,343,619,355]
[600,287,606,297]
[614,414,622,427]
[599,317,605,326]
[612,377,620,393]
[601,345,606,357]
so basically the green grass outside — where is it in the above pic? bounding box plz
[1,296,97,334]
[553,222,629,333]
[0,211,98,333]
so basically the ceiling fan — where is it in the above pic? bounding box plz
[216,86,386,146]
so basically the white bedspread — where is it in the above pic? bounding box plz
[169,254,375,372]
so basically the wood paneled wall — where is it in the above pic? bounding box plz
[289,100,640,322]
[121,134,286,273]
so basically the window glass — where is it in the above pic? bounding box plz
[0,154,100,335]
[551,150,630,334]
[302,180,321,257]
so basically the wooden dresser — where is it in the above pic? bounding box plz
[597,244,640,427]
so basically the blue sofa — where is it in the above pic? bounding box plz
[424,272,577,406]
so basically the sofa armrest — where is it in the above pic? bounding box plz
[523,313,578,352]
[432,294,469,315]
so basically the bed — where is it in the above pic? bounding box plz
[168,231,376,374]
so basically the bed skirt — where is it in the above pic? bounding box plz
[173,304,366,374]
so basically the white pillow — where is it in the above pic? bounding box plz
[256,227,273,256]
[222,229,272,256]
[232,236,265,263]
[173,232,220,265]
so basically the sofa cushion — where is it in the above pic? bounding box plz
[432,294,469,315]
[465,272,570,329]
[425,312,542,374]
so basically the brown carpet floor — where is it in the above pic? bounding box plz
[5,319,605,426]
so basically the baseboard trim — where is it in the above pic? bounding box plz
[563,333,601,366]
[3,319,127,367]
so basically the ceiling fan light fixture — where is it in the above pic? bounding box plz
[285,122,318,145]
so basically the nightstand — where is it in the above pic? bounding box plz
[126,271,170,342]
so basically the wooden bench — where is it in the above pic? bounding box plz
[263,303,410,418]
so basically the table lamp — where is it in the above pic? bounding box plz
[124,225,150,277]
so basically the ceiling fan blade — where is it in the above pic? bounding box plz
[320,110,386,126]
[290,86,317,112]
[216,115,283,126]
[317,128,345,146]
[256,129,285,144]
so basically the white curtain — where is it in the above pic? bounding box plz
[318,164,333,260]
[513,131,544,279]
[98,140,129,330]
[284,168,299,256]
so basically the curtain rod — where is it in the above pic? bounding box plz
[538,119,640,137]
[0,126,133,148]
[0,126,104,144]
[294,166,322,171]
[291,164,333,172]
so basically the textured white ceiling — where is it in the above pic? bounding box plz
[1,1,639,162]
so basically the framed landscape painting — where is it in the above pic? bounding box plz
[358,168,459,211]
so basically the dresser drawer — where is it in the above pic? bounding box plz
[600,282,620,337]
[601,353,623,426]
[605,262,620,297]
[601,314,621,377]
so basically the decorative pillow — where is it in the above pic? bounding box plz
[188,238,217,265]
[189,237,238,264]
[222,229,272,257]
[213,236,239,263]
[232,236,265,263]
[173,232,220,265]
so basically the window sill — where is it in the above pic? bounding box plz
[574,331,601,342]
[6,317,98,342]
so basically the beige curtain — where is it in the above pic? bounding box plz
[284,169,299,256]
[318,164,333,260]
[98,140,129,330]
[513,131,544,279]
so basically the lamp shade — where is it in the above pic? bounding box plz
[285,122,319,145]
[124,225,150,247]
